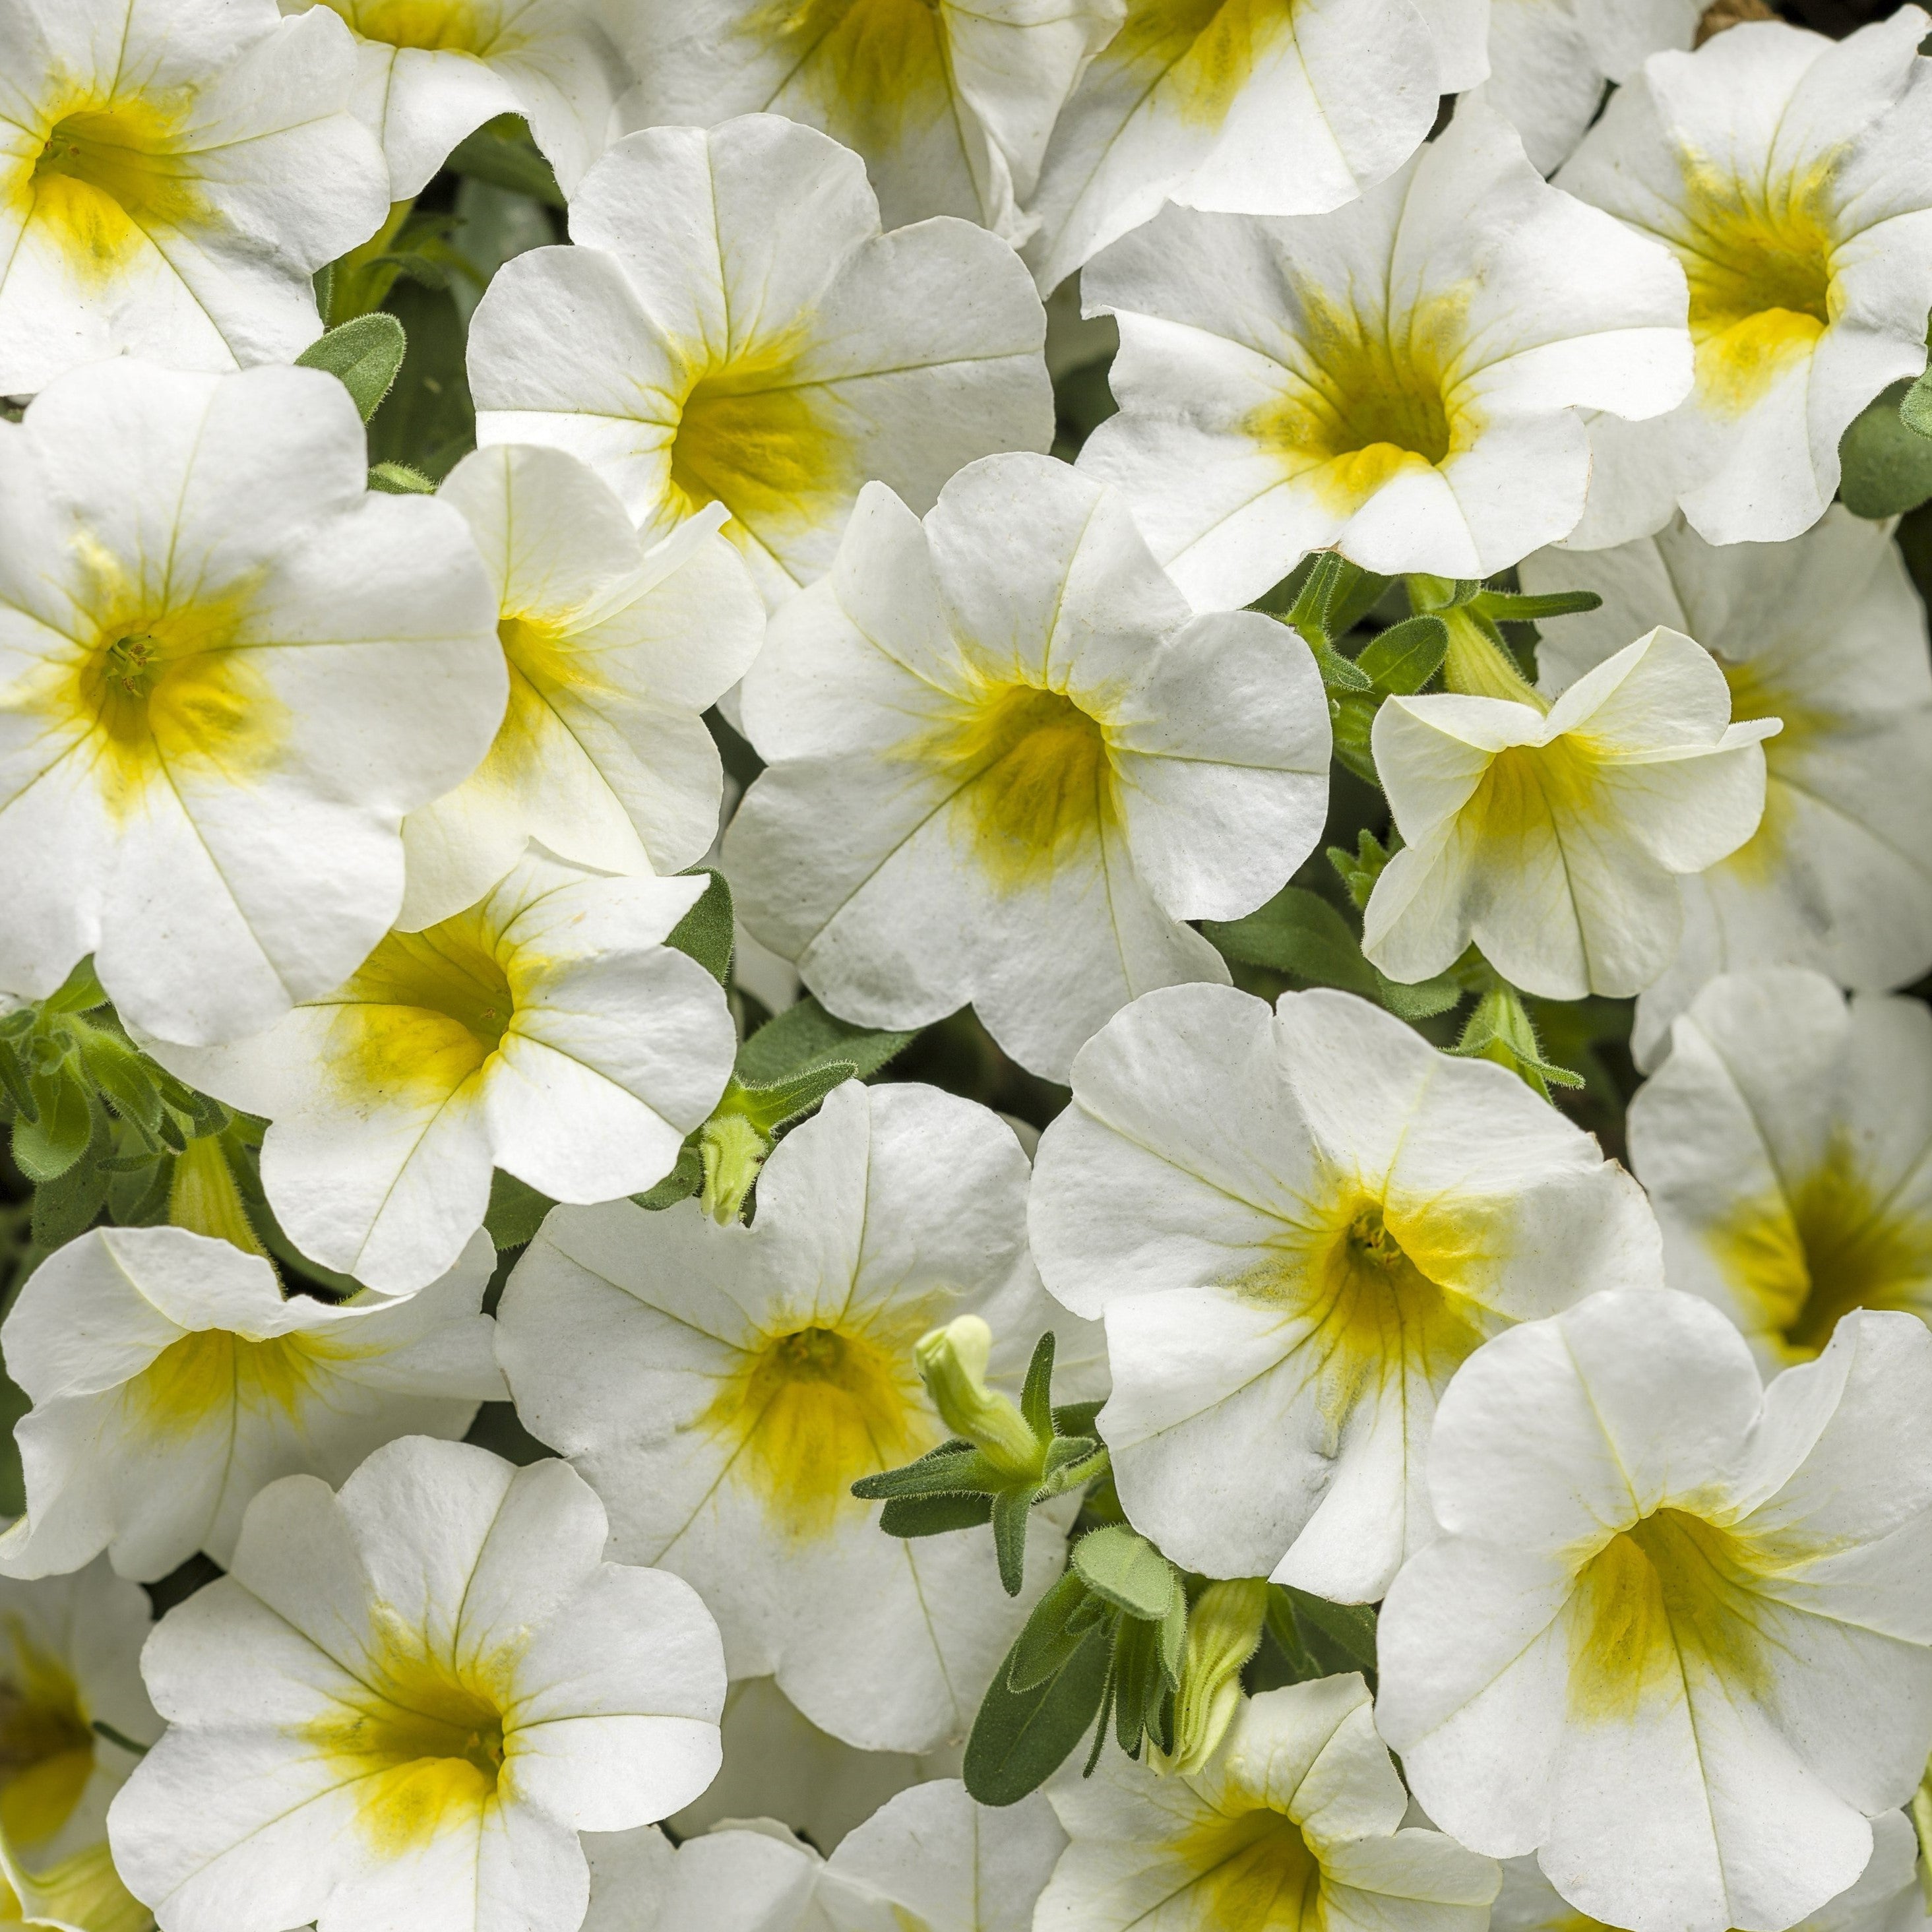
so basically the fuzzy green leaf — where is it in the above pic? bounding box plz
[296,313,408,423]
[485,1170,555,1251]
[966,1621,1110,1807]
[1007,1571,1098,1694]
[1072,1525,1177,1623]
[1203,887,1378,997]
[632,1142,703,1212]
[1356,613,1448,695]
[1279,1586,1379,1675]
[879,1492,994,1538]
[1841,379,1932,518]
[666,870,734,986]
[14,1069,93,1183]
[991,1486,1032,1596]
[718,1063,857,1137]
[733,996,919,1086]
[851,1444,991,1502]
[1019,1330,1056,1443]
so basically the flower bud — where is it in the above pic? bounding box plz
[168,1135,268,1260]
[914,1316,1042,1480]
[1159,1578,1269,1776]
[699,1114,770,1226]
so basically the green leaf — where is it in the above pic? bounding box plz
[485,1170,554,1251]
[991,1486,1032,1596]
[666,871,734,986]
[633,1142,703,1212]
[1902,369,1932,441]
[1356,613,1447,695]
[718,1063,856,1138]
[852,1443,993,1502]
[43,959,107,1014]
[296,314,408,423]
[1110,1613,1156,1753]
[1840,379,1932,518]
[879,1492,994,1538]
[73,1027,163,1137]
[734,996,918,1086]
[965,1621,1111,1806]
[1072,1525,1178,1623]
[1311,637,1372,693]
[1284,552,1346,647]
[1323,562,1393,639]
[365,278,474,483]
[1202,887,1378,997]
[1020,1330,1056,1443]
[1007,1571,1098,1693]
[0,1040,36,1122]
[1279,1586,1379,1675]
[14,1068,93,1183]
[1328,690,1381,786]
[1327,830,1394,912]
[1373,968,1462,1022]
[445,115,566,208]
[1468,588,1602,623]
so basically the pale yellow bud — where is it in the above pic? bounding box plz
[1158,1578,1269,1776]
[914,1316,1041,1480]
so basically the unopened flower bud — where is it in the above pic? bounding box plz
[168,1135,268,1260]
[1159,1578,1269,1776]
[699,1114,770,1226]
[914,1316,1041,1480]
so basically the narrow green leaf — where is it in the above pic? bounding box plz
[965,1621,1111,1805]
[1468,588,1602,623]
[1840,379,1932,517]
[484,1169,554,1251]
[666,870,734,986]
[879,1492,994,1538]
[991,1486,1032,1596]
[632,1141,703,1212]
[852,1445,993,1502]
[1285,552,1344,646]
[1111,1613,1154,1753]
[1007,1572,1097,1693]
[1072,1525,1178,1623]
[43,958,107,1014]
[1311,638,1373,693]
[734,995,918,1086]
[296,313,408,423]
[1356,613,1448,695]
[1019,1330,1056,1443]
[1202,887,1378,997]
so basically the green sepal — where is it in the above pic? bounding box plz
[991,1486,1032,1596]
[369,461,436,495]
[484,1169,555,1251]
[1355,612,1448,694]
[964,1617,1111,1807]
[1450,982,1585,1099]
[1110,1613,1156,1755]
[1327,830,1394,911]
[1038,1435,1105,1494]
[1019,1330,1055,1441]
[1071,1524,1178,1623]
[633,1142,703,1212]
[879,1492,994,1538]
[1311,637,1372,693]
[445,115,565,208]
[666,869,734,986]
[296,314,408,423]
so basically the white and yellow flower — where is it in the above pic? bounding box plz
[149,848,737,1297]
[722,453,1330,1081]
[1029,983,1660,1604]
[280,0,627,197]
[495,1080,1072,1753]
[0,1224,504,1582]
[0,0,388,392]
[1036,1674,1499,1932]
[1024,0,1489,295]
[1556,9,1932,546]
[1473,0,1698,175]
[468,114,1051,609]
[0,1561,156,1932]
[613,0,1125,244]
[1628,970,1932,1378]
[105,1436,726,1932]
[0,358,503,1049]
[1522,509,1932,1063]
[1362,626,1777,1001]
[1075,100,1691,609]
[1377,1290,1932,1932]
[401,444,764,931]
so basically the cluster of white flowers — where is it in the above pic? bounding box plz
[0,3,1930,1931]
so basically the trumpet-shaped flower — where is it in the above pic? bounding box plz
[1377,1290,1932,1932]
[1024,0,1490,294]
[280,0,628,197]
[1362,627,1778,1001]
[1522,510,1932,1063]
[613,0,1125,244]
[0,0,387,392]
[495,1081,1073,1753]
[1036,1675,1500,1932]
[1029,983,1661,1603]
[0,359,503,1048]
[1474,1,1698,175]
[723,454,1330,1081]
[401,445,765,930]
[469,115,1051,609]
[148,850,736,1297]
[106,1436,726,1932]
[1555,10,1932,547]
[1075,102,1692,609]
[1492,1810,1930,1932]
[0,1225,504,1582]
[1628,970,1932,1377]
[0,1562,156,1900]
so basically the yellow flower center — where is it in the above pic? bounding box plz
[327,0,497,53]
[0,1627,95,1854]
[1118,0,1301,126]
[1708,1138,1932,1365]
[920,683,1118,890]
[128,1326,337,1437]
[741,0,953,148]
[1250,292,1474,513]
[704,1321,938,1538]
[1567,1508,1775,1720]
[24,98,201,277]
[305,1633,511,1855]
[1173,1803,1321,1930]
[1675,156,1838,416]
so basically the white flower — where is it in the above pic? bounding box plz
[1493,1809,1931,1932]
[722,453,1330,1082]
[106,1436,726,1932]
[0,1224,504,1582]
[400,445,765,931]
[148,849,735,1297]
[1361,626,1777,1001]
[1377,1290,1932,1932]
[1555,9,1932,547]
[1075,101,1691,609]
[0,0,387,392]
[280,0,627,197]
[0,1561,156,1894]
[468,114,1051,609]
[1522,509,1932,1064]
[494,1080,1073,1754]
[604,1780,1065,1932]
[611,0,1125,244]
[1029,982,1660,1604]
[1627,970,1932,1378]
[1024,0,1491,294]
[0,358,503,1049]
[1036,1674,1499,1932]
[1473,1,1698,175]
